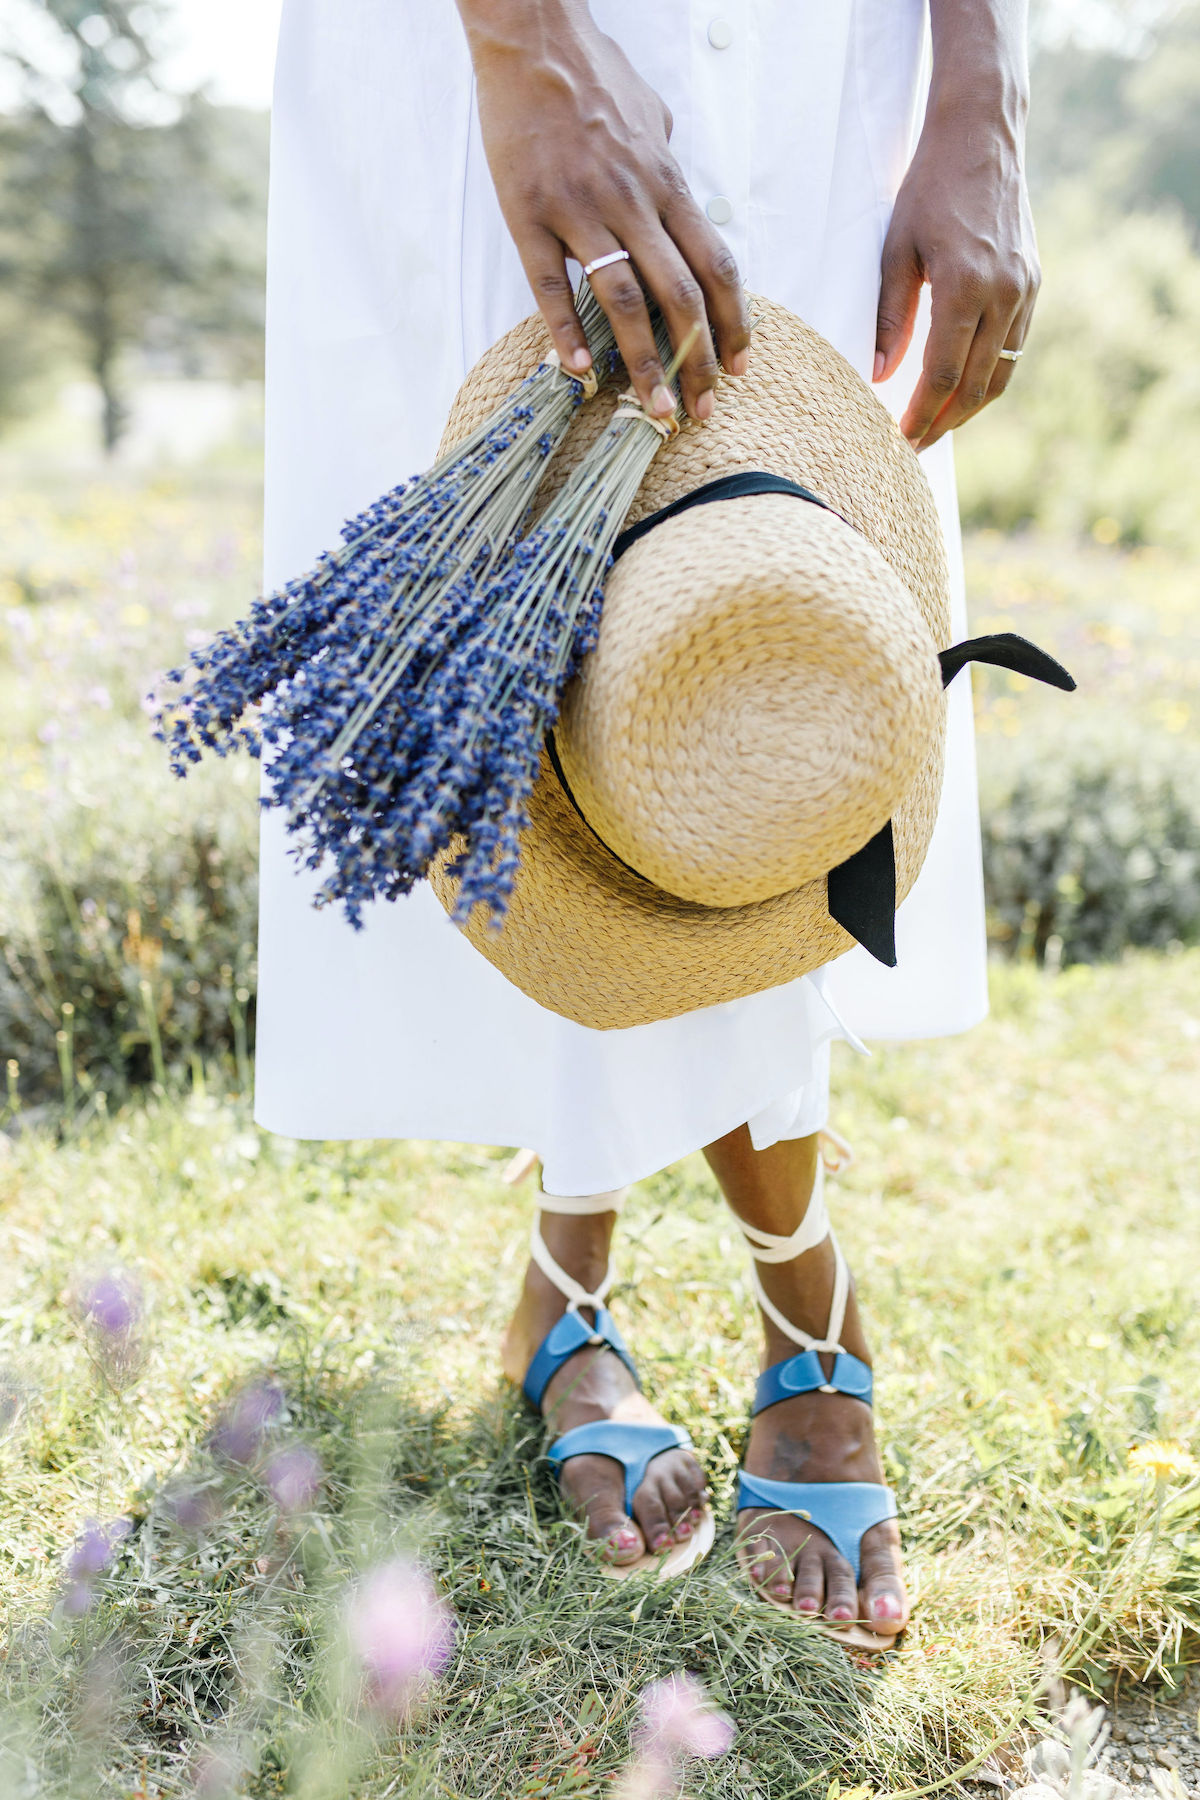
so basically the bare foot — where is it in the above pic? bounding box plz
[501,1210,708,1567]
[737,1237,907,1637]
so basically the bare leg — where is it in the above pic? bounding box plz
[703,1126,907,1634]
[501,1203,708,1566]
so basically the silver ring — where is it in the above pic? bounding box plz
[998,347,1023,362]
[582,249,631,279]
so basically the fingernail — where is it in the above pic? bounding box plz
[872,1594,901,1620]
[695,388,715,421]
[571,346,593,373]
[729,348,749,378]
[873,350,885,381]
[651,384,674,417]
[796,1596,820,1614]
[829,1605,854,1621]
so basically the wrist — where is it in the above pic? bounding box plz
[922,74,1028,152]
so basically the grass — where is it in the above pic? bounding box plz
[1,470,1198,1793]
[1,951,1198,1797]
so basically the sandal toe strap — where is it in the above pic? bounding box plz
[547,1420,692,1517]
[736,1476,896,1583]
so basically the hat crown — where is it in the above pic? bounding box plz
[556,495,943,908]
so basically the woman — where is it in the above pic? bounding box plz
[256,0,1038,1639]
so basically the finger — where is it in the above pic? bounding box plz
[662,188,750,378]
[900,284,982,448]
[625,226,720,421]
[913,307,1017,451]
[517,226,594,376]
[875,227,923,384]
[577,237,674,419]
[983,299,1034,404]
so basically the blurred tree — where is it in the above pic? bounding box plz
[0,2,266,451]
[1029,1,1200,238]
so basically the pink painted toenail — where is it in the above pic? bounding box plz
[796,1596,820,1614]
[829,1605,854,1621]
[770,1583,792,1600]
[651,1534,671,1552]
[676,1520,693,1538]
[872,1595,901,1620]
[613,1529,639,1551]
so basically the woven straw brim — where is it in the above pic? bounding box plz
[430,296,951,1030]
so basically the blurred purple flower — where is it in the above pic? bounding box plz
[346,1557,456,1716]
[63,1517,131,1615]
[80,1270,141,1339]
[211,1379,287,1465]
[264,1443,324,1513]
[638,1674,735,1762]
[75,1267,144,1389]
[167,1480,224,1534]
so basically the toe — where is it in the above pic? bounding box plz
[791,1539,825,1616]
[859,1523,907,1636]
[632,1478,677,1556]
[738,1512,795,1605]
[658,1463,703,1540]
[560,1453,644,1564]
[821,1547,859,1624]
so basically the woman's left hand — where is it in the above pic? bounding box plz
[874,106,1040,453]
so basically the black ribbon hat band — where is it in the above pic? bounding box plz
[555,472,1076,968]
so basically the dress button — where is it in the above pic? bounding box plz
[707,19,733,49]
[706,195,734,226]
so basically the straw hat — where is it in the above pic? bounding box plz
[428,296,1062,1029]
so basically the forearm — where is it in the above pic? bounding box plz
[927,0,1030,138]
[455,0,595,62]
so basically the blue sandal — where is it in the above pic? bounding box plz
[522,1188,716,1581]
[733,1152,901,1646]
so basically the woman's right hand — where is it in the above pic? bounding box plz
[457,0,750,421]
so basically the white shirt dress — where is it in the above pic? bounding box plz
[253,0,987,1197]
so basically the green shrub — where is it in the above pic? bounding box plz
[980,722,1200,964]
[0,721,258,1112]
[956,198,1200,554]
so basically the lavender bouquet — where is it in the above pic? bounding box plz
[156,298,685,929]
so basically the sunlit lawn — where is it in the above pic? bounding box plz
[0,469,1198,1796]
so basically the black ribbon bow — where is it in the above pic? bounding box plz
[827,633,1076,966]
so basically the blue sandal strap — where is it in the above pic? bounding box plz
[736,1476,896,1582]
[548,1420,693,1517]
[522,1306,640,1409]
[752,1348,874,1415]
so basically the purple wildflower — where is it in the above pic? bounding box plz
[345,1557,456,1717]
[75,1267,144,1389]
[167,1479,224,1534]
[638,1674,736,1761]
[63,1517,131,1615]
[211,1379,287,1465]
[263,1443,324,1513]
